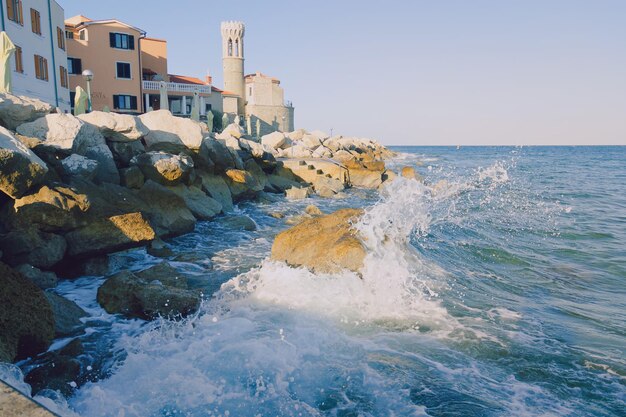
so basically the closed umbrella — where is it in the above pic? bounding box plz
[206,111,214,132]
[0,32,16,93]
[74,86,89,115]
[190,91,200,121]
[159,81,168,111]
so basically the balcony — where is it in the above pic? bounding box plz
[143,80,212,95]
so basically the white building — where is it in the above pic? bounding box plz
[1,0,70,111]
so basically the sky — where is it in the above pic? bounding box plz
[61,0,626,146]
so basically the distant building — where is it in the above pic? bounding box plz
[140,37,222,118]
[220,21,294,134]
[64,15,145,113]
[1,0,70,111]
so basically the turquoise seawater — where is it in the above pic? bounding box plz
[5,146,625,416]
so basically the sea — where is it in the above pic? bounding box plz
[1,146,625,417]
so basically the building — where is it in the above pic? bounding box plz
[140,37,222,119]
[64,15,145,113]
[220,20,294,134]
[1,0,70,111]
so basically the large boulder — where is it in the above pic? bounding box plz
[167,185,222,220]
[198,172,233,212]
[64,212,156,258]
[0,126,48,198]
[59,154,98,182]
[119,166,145,189]
[0,93,53,130]
[136,180,197,237]
[0,228,66,269]
[224,169,263,201]
[239,138,266,159]
[131,151,194,186]
[0,261,55,362]
[199,137,238,172]
[16,113,119,184]
[218,123,244,139]
[261,131,290,150]
[349,168,384,189]
[107,139,145,168]
[78,111,148,142]
[3,185,90,232]
[271,208,366,274]
[97,265,201,320]
[14,264,58,290]
[139,110,206,150]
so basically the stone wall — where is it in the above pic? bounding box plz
[247,104,294,136]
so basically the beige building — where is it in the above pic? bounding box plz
[140,37,222,120]
[220,20,294,134]
[65,15,145,113]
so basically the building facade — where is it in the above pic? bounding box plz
[64,15,145,113]
[220,20,294,134]
[1,0,70,111]
[140,37,221,119]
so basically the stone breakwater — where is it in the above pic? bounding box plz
[0,92,402,375]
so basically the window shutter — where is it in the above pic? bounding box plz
[130,96,137,110]
[129,35,135,50]
[112,95,119,109]
[76,58,82,74]
[116,62,122,77]
[7,1,14,21]
[109,32,116,47]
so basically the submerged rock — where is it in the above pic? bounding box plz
[271,208,366,274]
[97,265,200,320]
[285,186,310,200]
[216,215,257,231]
[0,262,55,363]
[44,292,87,337]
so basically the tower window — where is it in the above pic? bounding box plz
[228,39,233,56]
[235,39,239,57]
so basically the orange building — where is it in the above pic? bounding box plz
[65,15,145,113]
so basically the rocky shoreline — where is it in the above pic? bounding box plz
[0,91,407,396]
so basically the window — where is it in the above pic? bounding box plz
[30,8,41,35]
[59,66,68,88]
[109,33,135,50]
[70,91,76,110]
[65,30,74,40]
[113,95,137,110]
[57,27,65,50]
[227,39,232,56]
[34,55,48,81]
[14,45,23,73]
[79,29,86,40]
[116,62,131,79]
[67,57,82,75]
[7,0,23,25]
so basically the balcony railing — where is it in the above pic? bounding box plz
[143,80,212,94]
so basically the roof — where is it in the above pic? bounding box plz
[65,15,146,36]
[142,37,167,43]
[168,74,207,85]
[245,71,280,83]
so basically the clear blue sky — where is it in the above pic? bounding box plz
[61,0,625,145]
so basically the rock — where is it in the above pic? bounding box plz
[198,172,233,212]
[64,212,156,258]
[269,212,285,219]
[3,185,90,232]
[139,110,207,150]
[261,131,290,150]
[107,139,145,168]
[381,169,397,184]
[16,114,119,184]
[24,338,84,396]
[286,129,306,142]
[131,151,194,186]
[136,180,197,238]
[305,205,323,216]
[119,166,145,189]
[135,262,189,288]
[14,264,58,290]
[219,123,244,139]
[224,169,263,201]
[0,261,55,362]
[308,130,329,141]
[0,93,53,130]
[59,154,98,181]
[401,166,418,180]
[97,269,200,320]
[0,228,66,268]
[0,126,48,199]
[301,134,322,150]
[282,144,313,158]
[316,186,337,198]
[44,292,87,337]
[0,378,60,416]
[349,168,384,189]
[199,137,239,172]
[216,215,257,231]
[167,185,222,220]
[244,159,268,189]
[271,208,366,274]
[78,111,148,142]
[312,176,345,195]
[239,138,265,158]
[266,174,302,193]
[285,186,310,200]
[147,238,174,258]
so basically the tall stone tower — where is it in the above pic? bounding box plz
[221,21,246,116]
